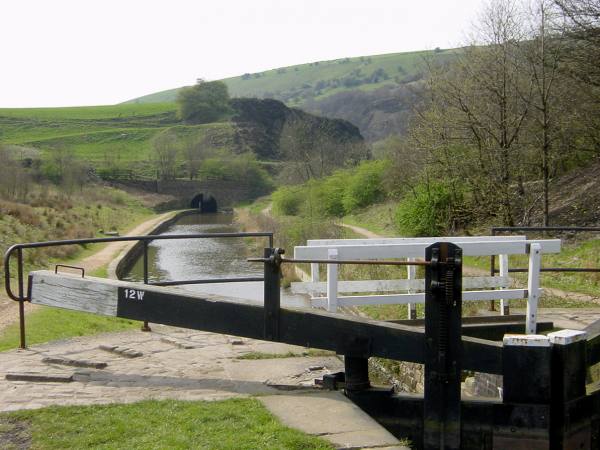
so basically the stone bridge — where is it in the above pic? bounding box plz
[114,179,256,211]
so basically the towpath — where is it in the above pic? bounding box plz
[0,211,179,333]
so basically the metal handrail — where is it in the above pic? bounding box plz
[3,231,274,349]
[4,231,274,302]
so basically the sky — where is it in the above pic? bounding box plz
[0,0,487,108]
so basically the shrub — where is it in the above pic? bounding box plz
[319,171,347,217]
[199,153,273,196]
[272,186,306,216]
[395,182,459,237]
[342,160,386,213]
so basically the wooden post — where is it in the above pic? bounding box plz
[423,242,462,450]
[344,356,370,391]
[503,334,551,404]
[548,330,590,449]
[527,243,541,334]
[310,263,319,282]
[501,334,552,445]
[407,257,417,320]
[499,254,509,315]
[327,248,338,313]
[141,240,151,332]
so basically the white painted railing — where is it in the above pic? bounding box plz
[292,236,561,334]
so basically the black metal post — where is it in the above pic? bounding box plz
[141,240,151,332]
[423,242,462,450]
[17,248,26,349]
[263,247,282,341]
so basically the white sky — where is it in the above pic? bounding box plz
[0,0,486,108]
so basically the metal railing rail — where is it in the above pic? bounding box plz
[3,231,274,347]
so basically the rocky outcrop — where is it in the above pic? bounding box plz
[230,98,365,160]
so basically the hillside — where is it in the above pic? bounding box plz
[130,50,445,104]
[543,159,600,226]
[0,98,364,182]
[124,49,457,142]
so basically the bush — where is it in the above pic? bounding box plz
[319,171,347,217]
[342,160,386,213]
[395,182,459,236]
[199,153,273,196]
[272,186,306,216]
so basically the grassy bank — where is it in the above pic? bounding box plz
[1,185,153,284]
[0,184,159,351]
[0,308,139,352]
[0,398,331,449]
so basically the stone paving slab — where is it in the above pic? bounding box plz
[259,391,407,449]
[0,325,408,448]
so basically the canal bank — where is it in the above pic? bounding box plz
[109,209,198,280]
[116,211,308,307]
[0,210,184,335]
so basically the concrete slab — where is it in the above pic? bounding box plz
[259,391,408,449]
[513,308,600,330]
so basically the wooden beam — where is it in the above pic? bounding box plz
[295,239,561,260]
[291,276,511,294]
[307,235,528,246]
[310,289,527,308]
[28,271,503,374]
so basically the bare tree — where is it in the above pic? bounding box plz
[151,130,179,181]
[554,0,600,86]
[412,0,531,225]
[0,146,30,200]
[182,135,211,180]
[278,116,369,183]
[521,0,571,225]
[554,0,600,157]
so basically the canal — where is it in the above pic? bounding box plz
[122,212,308,308]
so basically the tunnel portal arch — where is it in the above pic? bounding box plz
[190,193,218,213]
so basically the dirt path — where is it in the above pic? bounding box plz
[0,211,178,333]
[339,222,382,239]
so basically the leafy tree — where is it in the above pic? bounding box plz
[176,80,231,124]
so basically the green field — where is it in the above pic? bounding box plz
[0,103,176,120]
[128,49,457,106]
[0,102,240,179]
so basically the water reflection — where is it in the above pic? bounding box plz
[123,213,308,307]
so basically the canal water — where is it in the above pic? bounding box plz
[122,213,308,308]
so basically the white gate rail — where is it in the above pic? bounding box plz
[292,236,561,334]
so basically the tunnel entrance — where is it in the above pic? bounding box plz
[190,194,218,213]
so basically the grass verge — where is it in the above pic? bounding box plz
[0,306,139,352]
[0,398,332,449]
[237,349,335,360]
